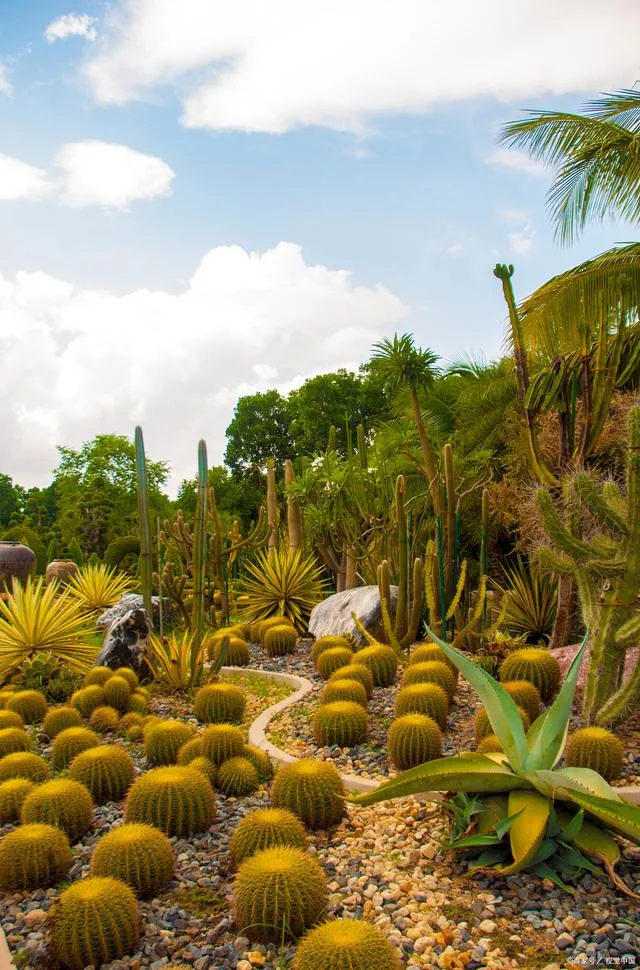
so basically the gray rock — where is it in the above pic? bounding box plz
[96,593,172,631]
[95,608,151,676]
[308,585,399,647]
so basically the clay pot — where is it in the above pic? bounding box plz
[0,541,37,592]
[45,560,80,586]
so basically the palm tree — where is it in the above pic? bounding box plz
[369,334,442,513]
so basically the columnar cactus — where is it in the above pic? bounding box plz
[565,727,625,781]
[49,876,140,969]
[0,823,71,890]
[271,759,345,829]
[394,683,449,729]
[21,778,94,842]
[125,765,216,836]
[44,706,82,738]
[388,714,442,770]
[293,918,402,970]
[498,648,561,702]
[91,823,175,897]
[313,701,368,747]
[68,744,135,802]
[194,683,246,724]
[229,807,307,866]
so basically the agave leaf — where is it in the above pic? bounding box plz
[560,808,585,842]
[423,622,528,773]
[529,862,576,894]
[348,755,529,807]
[211,634,229,674]
[497,790,550,875]
[476,795,509,835]
[548,767,622,801]
[495,810,525,840]
[529,837,558,867]
[559,788,640,843]
[448,833,503,849]
[556,843,604,876]
[524,629,589,772]
[469,845,510,869]
[555,808,638,896]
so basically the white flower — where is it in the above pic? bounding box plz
[311,456,324,470]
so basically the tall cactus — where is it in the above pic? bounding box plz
[536,406,640,725]
[266,459,278,561]
[134,426,153,628]
[284,460,302,550]
[191,440,208,644]
[378,476,424,650]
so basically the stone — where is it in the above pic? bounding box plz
[308,585,399,647]
[94,608,152,676]
[96,593,172,631]
[478,920,496,934]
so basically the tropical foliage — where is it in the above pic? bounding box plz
[67,563,133,613]
[240,548,329,631]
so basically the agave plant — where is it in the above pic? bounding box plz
[67,563,132,613]
[240,548,329,631]
[0,578,97,682]
[351,625,640,896]
[495,558,557,644]
[145,631,229,691]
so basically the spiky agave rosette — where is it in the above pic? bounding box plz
[350,627,640,896]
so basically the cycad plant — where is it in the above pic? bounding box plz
[68,564,132,613]
[0,579,97,683]
[240,548,328,632]
[495,558,557,644]
[351,626,640,896]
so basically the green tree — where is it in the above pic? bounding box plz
[175,466,263,529]
[0,475,25,528]
[225,390,293,475]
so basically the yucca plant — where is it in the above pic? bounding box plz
[351,625,640,896]
[68,564,132,614]
[145,632,229,691]
[240,549,329,632]
[494,558,558,644]
[0,579,97,683]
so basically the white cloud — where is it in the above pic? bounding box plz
[0,243,408,492]
[0,64,12,96]
[53,141,175,209]
[486,149,547,177]
[0,154,52,201]
[500,208,529,223]
[84,0,640,133]
[45,13,97,43]
[509,226,535,255]
[447,243,463,255]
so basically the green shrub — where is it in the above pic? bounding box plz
[125,765,216,836]
[353,645,398,688]
[233,846,327,941]
[565,727,625,781]
[201,724,244,766]
[271,759,345,829]
[388,714,442,770]
[264,625,298,657]
[312,636,352,664]
[217,756,259,796]
[91,823,174,897]
[500,680,542,722]
[0,823,71,890]
[68,744,135,802]
[6,689,48,724]
[313,701,368,748]
[320,679,368,708]
[230,807,307,867]
[328,664,374,699]
[293,918,402,970]
[0,777,37,823]
[0,709,23,730]
[21,778,93,842]
[49,876,140,969]
[194,683,246,724]
[498,648,561,702]
[43,706,82,738]
[394,683,449,729]
[400,660,456,700]
[0,726,32,756]
[475,705,530,742]
[70,684,105,717]
[242,744,274,783]
[52,726,100,770]
[0,751,48,782]
[317,647,354,680]
[84,666,113,687]
[145,720,195,766]
[103,675,132,712]
[89,705,120,733]
[114,667,139,691]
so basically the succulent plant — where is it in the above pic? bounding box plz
[292,917,402,970]
[0,777,37,823]
[52,726,100,770]
[70,684,105,717]
[68,744,135,802]
[91,823,174,897]
[49,876,140,969]
[104,675,132,712]
[217,756,259,796]
[271,759,345,829]
[230,807,307,867]
[311,635,352,664]
[317,647,355,679]
[258,615,295,644]
[118,711,144,734]
[125,765,216,836]
[6,689,47,724]
[401,661,456,700]
[242,744,274,784]
[177,736,204,764]
[498,648,561,702]
[127,724,144,742]
[248,620,263,643]
[0,726,31,756]
[320,678,368,708]
[475,705,530,742]
[0,823,71,890]
[209,635,250,667]
[264,625,298,657]
[194,683,246,724]
[114,666,139,691]
[21,778,93,842]
[313,701,368,748]
[233,846,327,940]
[477,734,503,754]
[187,755,217,785]
[353,645,398,688]
[85,666,114,687]
[328,664,374,699]
[500,679,543,722]
[409,643,452,667]
[145,719,195,766]
[388,714,442,770]
[565,727,625,781]
[128,690,149,715]
[201,724,245,766]
[0,709,23,730]
[89,705,120,733]
[394,683,449,729]
[43,706,83,738]
[0,750,48,782]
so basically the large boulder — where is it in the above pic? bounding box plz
[95,608,151,677]
[553,641,639,691]
[96,593,172,631]
[308,585,398,647]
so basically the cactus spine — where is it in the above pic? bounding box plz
[353,644,398,687]
[317,647,354,679]
[125,765,216,836]
[293,918,402,970]
[394,682,449,728]
[271,759,345,829]
[0,751,48,782]
[0,777,37,823]
[388,714,442,769]
[21,778,93,842]
[0,727,32,757]
[401,660,456,700]
[230,807,307,866]
[195,683,246,724]
[44,706,82,738]
[313,701,368,747]
[7,690,47,724]
[0,823,71,890]
[217,756,259,796]
[135,425,154,628]
[498,648,560,702]
[565,727,624,781]
[68,744,135,802]
[91,823,174,897]
[49,876,140,969]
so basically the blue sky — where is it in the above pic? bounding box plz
[0,1,638,491]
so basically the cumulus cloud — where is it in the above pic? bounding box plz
[0,154,52,201]
[509,226,535,255]
[83,0,640,133]
[45,13,97,43]
[0,243,408,492]
[0,64,12,96]
[486,149,548,178]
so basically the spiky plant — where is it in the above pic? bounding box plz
[217,756,259,796]
[320,679,368,708]
[113,666,139,690]
[313,701,368,748]
[146,629,205,690]
[401,661,456,700]
[565,727,625,781]
[67,563,131,613]
[177,736,204,765]
[329,664,374,699]
[125,765,216,836]
[242,744,274,784]
[0,777,37,823]
[353,645,398,688]
[240,548,329,632]
[475,705,530,742]
[89,705,120,733]
[128,690,149,715]
[103,675,132,712]
[500,680,542,723]
[394,683,449,729]
[6,689,48,724]
[194,683,246,725]
[293,918,402,970]
[53,725,100,769]
[230,807,307,866]
[477,734,503,754]
[0,726,32,757]
[312,636,352,664]
[118,711,144,735]
[91,823,174,897]
[317,648,354,680]
[0,578,97,683]
[187,755,217,785]
[499,648,561,702]
[271,759,345,829]
[409,643,457,677]
[0,751,48,782]
[21,778,93,842]
[0,709,23,730]
[44,706,82,738]
[68,744,135,802]
[208,635,250,667]
[264,625,298,657]
[70,684,105,717]
[495,558,557,643]
[201,724,244,766]
[258,616,296,643]
[388,714,442,770]
[84,666,113,686]
[49,876,140,969]
[0,823,71,890]
[233,846,328,941]
[145,720,195,766]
